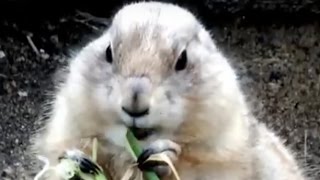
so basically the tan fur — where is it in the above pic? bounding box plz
[30,2,306,180]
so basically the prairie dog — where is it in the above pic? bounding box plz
[31,1,306,180]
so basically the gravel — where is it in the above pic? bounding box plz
[0,10,319,180]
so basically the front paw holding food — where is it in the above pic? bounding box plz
[137,139,181,177]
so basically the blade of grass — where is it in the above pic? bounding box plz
[92,138,98,162]
[126,129,160,180]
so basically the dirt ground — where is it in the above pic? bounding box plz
[0,9,319,180]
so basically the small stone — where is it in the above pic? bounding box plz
[39,49,50,60]
[41,53,50,60]
[50,35,59,44]
[11,66,18,73]
[18,91,28,97]
[0,51,5,59]
[268,82,280,92]
[10,81,17,88]
[2,166,13,177]
[16,56,25,62]
[47,23,55,31]
[59,18,67,22]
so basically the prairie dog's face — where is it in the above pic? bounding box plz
[72,2,228,139]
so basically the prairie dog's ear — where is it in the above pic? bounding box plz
[185,27,216,64]
[196,27,217,52]
[86,29,113,53]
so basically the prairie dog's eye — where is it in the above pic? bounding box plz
[106,45,113,64]
[175,50,187,71]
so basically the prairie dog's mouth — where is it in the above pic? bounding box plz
[129,126,155,140]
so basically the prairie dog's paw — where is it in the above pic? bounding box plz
[57,149,102,177]
[137,139,181,177]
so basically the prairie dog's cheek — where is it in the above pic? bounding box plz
[157,97,186,131]
[150,88,185,131]
[150,87,167,106]
[91,80,122,117]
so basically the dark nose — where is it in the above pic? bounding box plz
[121,76,151,118]
[122,106,149,118]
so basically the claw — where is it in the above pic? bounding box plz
[137,148,170,176]
[69,175,83,180]
[137,148,155,166]
[134,139,181,177]
[59,150,102,176]
[78,157,101,175]
[139,160,168,172]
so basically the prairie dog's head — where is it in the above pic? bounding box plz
[67,2,242,139]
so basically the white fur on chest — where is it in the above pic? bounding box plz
[104,124,129,148]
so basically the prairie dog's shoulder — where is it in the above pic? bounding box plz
[248,121,306,180]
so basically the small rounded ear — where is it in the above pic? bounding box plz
[197,28,217,52]
[175,49,187,71]
[105,44,113,64]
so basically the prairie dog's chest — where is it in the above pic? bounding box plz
[103,124,129,148]
[175,166,251,180]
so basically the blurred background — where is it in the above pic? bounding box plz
[0,0,319,179]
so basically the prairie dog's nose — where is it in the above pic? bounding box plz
[121,76,151,118]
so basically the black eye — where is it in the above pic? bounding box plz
[106,45,113,64]
[175,50,187,71]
